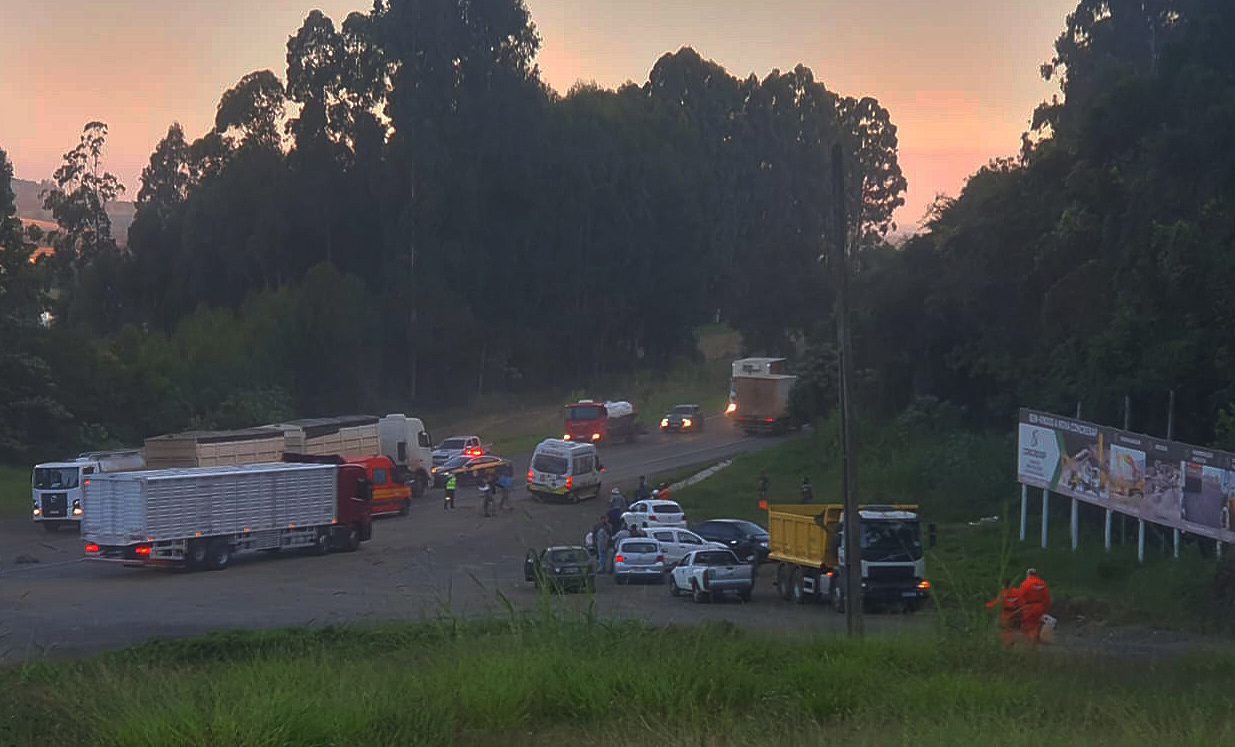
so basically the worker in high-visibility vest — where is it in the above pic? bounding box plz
[444,473,458,510]
[1017,568,1052,643]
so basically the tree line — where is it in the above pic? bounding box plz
[0,0,903,461]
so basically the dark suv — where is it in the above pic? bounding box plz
[660,404,704,432]
[692,519,770,563]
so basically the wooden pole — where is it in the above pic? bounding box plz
[831,143,862,638]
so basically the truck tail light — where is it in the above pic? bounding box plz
[725,402,737,415]
[614,555,625,563]
[566,476,574,490]
[703,568,712,586]
[917,580,931,590]
[84,543,100,554]
[527,469,534,482]
[591,432,601,441]
[134,545,152,556]
[649,515,657,522]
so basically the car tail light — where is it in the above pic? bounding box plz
[918,580,931,590]
[614,555,625,563]
[84,543,100,554]
[656,555,665,563]
[134,545,152,556]
[566,476,574,490]
[649,514,657,522]
[764,417,775,423]
[562,433,572,440]
[527,469,534,482]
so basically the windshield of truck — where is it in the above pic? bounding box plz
[861,521,923,562]
[533,453,569,475]
[695,550,738,566]
[566,405,605,421]
[549,548,589,564]
[33,467,80,489]
[438,438,466,450]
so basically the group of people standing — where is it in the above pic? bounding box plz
[587,475,665,572]
[442,471,514,516]
[988,568,1054,645]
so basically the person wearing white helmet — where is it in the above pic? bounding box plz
[609,487,626,511]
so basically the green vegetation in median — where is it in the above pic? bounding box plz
[4,619,1234,746]
[675,414,1235,634]
[0,465,28,519]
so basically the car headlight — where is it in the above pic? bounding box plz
[682,418,692,427]
[661,418,669,427]
[32,507,41,517]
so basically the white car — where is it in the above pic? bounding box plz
[612,538,665,584]
[668,548,754,603]
[645,527,726,565]
[621,499,687,530]
[432,435,484,466]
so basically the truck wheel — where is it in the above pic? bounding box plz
[691,579,707,603]
[568,491,578,505]
[206,541,232,571]
[186,540,209,570]
[739,588,752,603]
[776,564,792,601]
[311,531,330,556]
[669,577,681,597]
[791,569,807,604]
[398,499,411,517]
[338,526,361,552]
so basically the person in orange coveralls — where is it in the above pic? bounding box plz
[986,580,1022,646]
[1017,568,1052,643]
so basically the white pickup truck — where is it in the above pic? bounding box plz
[668,549,754,603]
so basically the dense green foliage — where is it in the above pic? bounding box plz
[4,619,1234,746]
[837,0,1235,442]
[0,0,903,461]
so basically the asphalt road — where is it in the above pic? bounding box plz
[0,425,933,663]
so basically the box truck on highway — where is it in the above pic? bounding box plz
[768,503,932,612]
[31,449,145,532]
[563,399,637,444]
[81,462,373,570]
[729,357,796,434]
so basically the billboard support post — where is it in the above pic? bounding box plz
[1174,529,1180,559]
[1104,510,1112,551]
[1041,490,1050,549]
[1070,498,1079,551]
[1137,520,1145,563]
[1019,484,1027,542]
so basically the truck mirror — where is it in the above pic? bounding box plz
[928,523,937,548]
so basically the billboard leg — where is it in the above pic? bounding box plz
[1218,541,1223,560]
[1137,520,1145,563]
[1041,489,1049,550]
[1019,484,1027,542]
[1070,498,1079,551]
[1173,529,1180,559]
[1104,510,1112,551]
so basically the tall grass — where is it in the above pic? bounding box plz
[4,619,1234,746]
[0,465,29,519]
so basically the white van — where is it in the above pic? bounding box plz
[527,439,603,504]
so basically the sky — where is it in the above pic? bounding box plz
[0,0,1077,231]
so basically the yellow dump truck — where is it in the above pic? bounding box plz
[768,503,932,612]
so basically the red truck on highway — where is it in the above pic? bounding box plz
[562,399,638,444]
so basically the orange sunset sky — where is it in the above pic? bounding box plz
[0,0,1077,231]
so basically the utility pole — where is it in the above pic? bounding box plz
[831,143,863,638]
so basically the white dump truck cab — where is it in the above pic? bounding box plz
[31,449,145,532]
[834,506,931,612]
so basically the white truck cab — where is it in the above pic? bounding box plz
[378,414,434,496]
[31,449,145,532]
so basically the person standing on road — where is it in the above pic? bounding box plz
[480,476,495,517]
[595,521,611,574]
[757,470,770,504]
[634,476,651,502]
[799,476,814,504]
[609,488,626,511]
[444,473,458,510]
[1017,569,1052,644]
[498,472,513,510]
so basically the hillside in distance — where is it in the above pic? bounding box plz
[12,177,135,246]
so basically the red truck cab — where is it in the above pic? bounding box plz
[563,400,637,444]
[346,455,411,517]
[336,463,375,541]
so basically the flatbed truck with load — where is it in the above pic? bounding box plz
[31,449,146,532]
[81,462,373,570]
[728,358,796,434]
[768,503,933,612]
[562,400,637,444]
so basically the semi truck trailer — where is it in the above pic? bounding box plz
[728,358,796,434]
[82,462,373,570]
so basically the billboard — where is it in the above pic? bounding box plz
[1017,408,1235,543]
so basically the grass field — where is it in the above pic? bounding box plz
[4,618,1234,746]
[0,465,29,519]
[673,415,1235,634]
